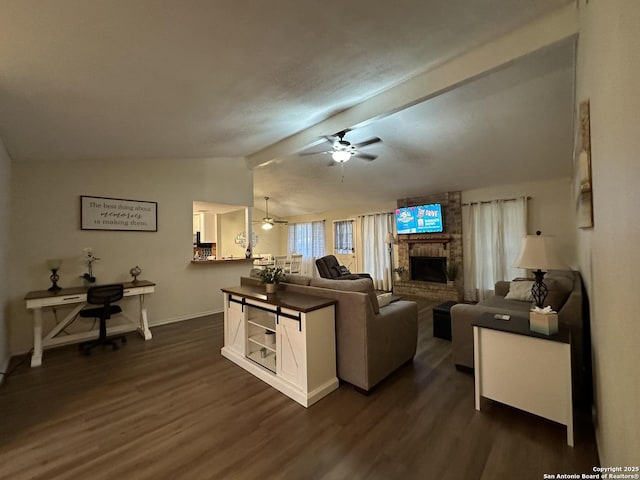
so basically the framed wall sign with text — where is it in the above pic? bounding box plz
[81,196,158,232]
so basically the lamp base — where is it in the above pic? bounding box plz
[48,269,61,292]
[531,269,548,308]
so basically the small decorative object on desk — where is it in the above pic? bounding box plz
[130,265,142,283]
[529,306,558,335]
[258,266,285,294]
[46,258,62,292]
[81,247,99,285]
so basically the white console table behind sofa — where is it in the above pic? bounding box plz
[221,285,338,407]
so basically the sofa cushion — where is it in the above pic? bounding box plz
[283,274,312,286]
[310,277,380,314]
[505,281,534,302]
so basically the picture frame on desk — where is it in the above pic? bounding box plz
[81,195,158,232]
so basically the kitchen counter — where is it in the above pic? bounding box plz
[190,258,255,265]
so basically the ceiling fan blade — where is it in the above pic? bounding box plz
[354,152,377,161]
[352,137,381,149]
[299,150,331,156]
[273,220,288,224]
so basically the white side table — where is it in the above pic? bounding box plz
[473,313,574,446]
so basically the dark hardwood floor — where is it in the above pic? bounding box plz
[0,297,599,479]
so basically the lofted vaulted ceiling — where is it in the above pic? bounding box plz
[0,0,576,215]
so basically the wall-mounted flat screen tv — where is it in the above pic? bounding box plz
[395,203,444,234]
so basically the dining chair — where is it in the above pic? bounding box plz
[273,255,288,270]
[288,253,303,274]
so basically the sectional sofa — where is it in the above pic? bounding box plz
[241,272,419,392]
[451,270,590,404]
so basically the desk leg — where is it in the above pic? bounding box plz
[31,308,43,367]
[473,326,481,411]
[138,295,152,340]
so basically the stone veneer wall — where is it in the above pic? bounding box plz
[394,191,463,302]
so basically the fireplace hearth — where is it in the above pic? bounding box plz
[410,256,447,283]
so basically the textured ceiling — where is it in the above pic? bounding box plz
[0,0,575,215]
[255,40,576,216]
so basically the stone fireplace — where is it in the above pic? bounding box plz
[393,191,463,302]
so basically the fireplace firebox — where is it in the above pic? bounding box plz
[410,256,447,283]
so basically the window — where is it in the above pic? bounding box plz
[287,221,325,259]
[333,220,354,254]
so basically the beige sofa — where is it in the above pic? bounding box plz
[451,270,589,403]
[241,272,418,392]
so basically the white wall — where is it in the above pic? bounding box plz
[575,0,640,464]
[9,157,253,354]
[0,139,11,377]
[218,209,248,259]
[462,177,577,266]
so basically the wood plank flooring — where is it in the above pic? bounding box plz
[0,297,599,479]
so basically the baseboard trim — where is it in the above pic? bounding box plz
[150,309,224,327]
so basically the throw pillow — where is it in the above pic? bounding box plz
[505,281,534,302]
[543,275,573,311]
[377,292,393,308]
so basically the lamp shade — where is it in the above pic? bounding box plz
[513,234,567,270]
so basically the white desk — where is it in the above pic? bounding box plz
[473,314,574,446]
[25,280,155,367]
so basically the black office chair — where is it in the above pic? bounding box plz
[79,284,126,355]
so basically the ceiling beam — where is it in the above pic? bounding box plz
[246,3,578,170]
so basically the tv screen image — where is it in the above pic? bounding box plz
[395,204,444,234]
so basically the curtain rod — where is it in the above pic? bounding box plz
[462,196,531,206]
[357,211,394,218]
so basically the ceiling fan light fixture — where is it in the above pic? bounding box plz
[332,150,351,162]
[261,221,273,230]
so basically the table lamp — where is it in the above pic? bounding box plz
[46,258,63,292]
[513,231,566,308]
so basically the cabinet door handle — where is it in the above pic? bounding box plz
[63,296,81,300]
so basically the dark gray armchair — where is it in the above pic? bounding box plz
[315,255,371,280]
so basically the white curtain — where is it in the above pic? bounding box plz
[356,213,393,291]
[463,197,528,301]
[287,221,325,276]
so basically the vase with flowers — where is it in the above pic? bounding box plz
[81,247,99,285]
[258,266,286,294]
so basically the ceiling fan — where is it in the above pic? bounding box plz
[299,130,382,163]
[254,196,288,230]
